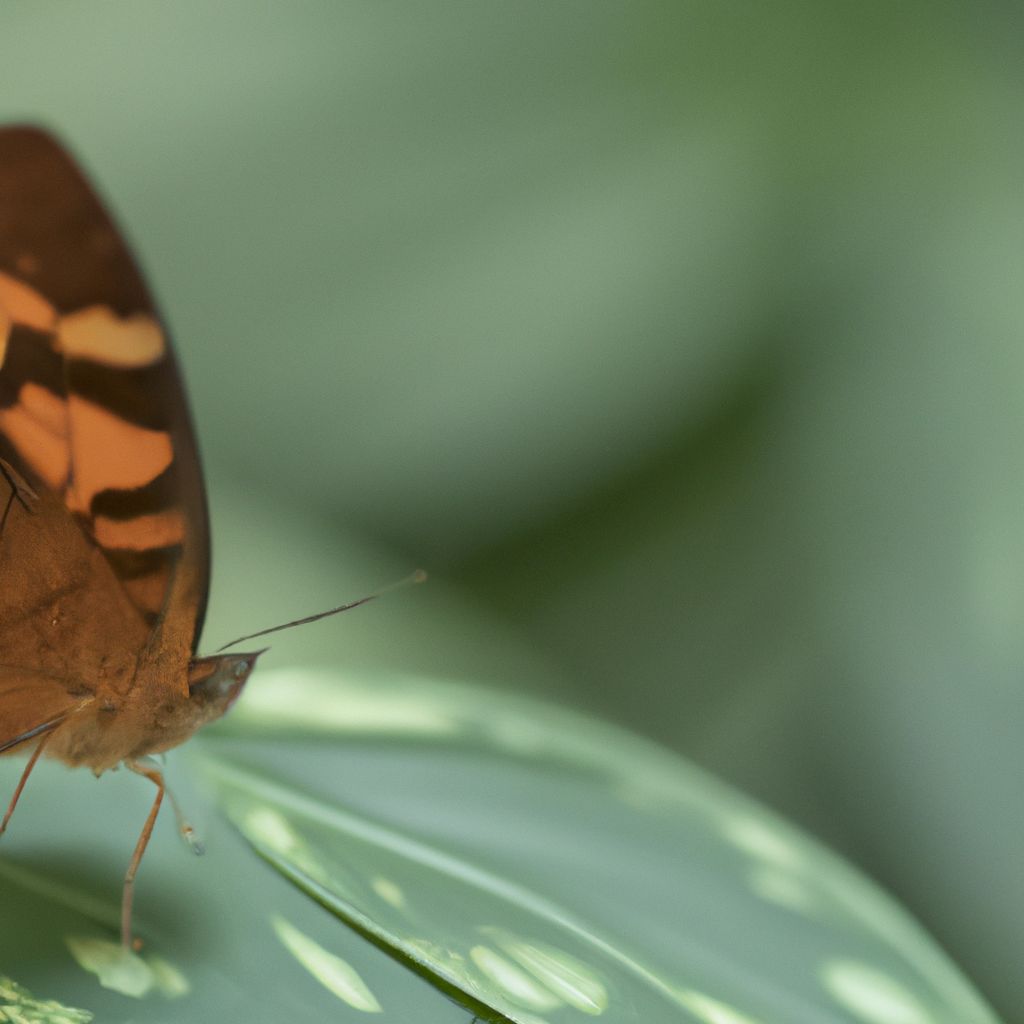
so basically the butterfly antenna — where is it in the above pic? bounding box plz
[215,569,427,653]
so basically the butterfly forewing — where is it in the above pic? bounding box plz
[0,126,210,752]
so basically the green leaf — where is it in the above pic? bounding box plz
[199,667,1000,1024]
[0,667,1003,1023]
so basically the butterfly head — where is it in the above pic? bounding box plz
[187,650,264,721]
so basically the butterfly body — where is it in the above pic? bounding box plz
[0,126,259,942]
[0,127,258,769]
[3,646,253,776]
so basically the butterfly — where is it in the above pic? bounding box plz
[0,126,262,948]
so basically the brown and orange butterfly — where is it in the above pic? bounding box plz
[0,126,263,947]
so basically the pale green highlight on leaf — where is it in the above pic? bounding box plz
[241,803,361,906]
[245,805,302,854]
[0,977,92,1024]
[745,866,817,914]
[674,988,763,1024]
[719,813,805,869]
[65,939,153,998]
[370,876,406,909]
[146,956,191,998]
[468,945,562,1012]
[823,960,936,1024]
[815,874,988,1019]
[233,669,459,738]
[482,928,608,1015]
[64,938,189,1001]
[271,915,382,1013]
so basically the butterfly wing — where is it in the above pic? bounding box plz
[0,127,210,750]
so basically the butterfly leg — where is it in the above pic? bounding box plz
[0,729,53,836]
[121,759,166,950]
[133,755,205,855]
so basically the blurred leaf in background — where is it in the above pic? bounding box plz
[0,1,1022,1020]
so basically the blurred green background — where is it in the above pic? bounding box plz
[1,3,1021,1020]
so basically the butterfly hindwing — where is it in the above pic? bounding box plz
[0,126,210,751]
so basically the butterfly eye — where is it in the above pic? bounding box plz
[233,660,250,678]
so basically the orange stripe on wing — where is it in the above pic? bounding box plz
[20,381,67,438]
[58,307,165,368]
[0,398,70,490]
[120,567,173,618]
[0,306,8,369]
[0,271,57,332]
[93,509,185,551]
[65,396,173,514]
